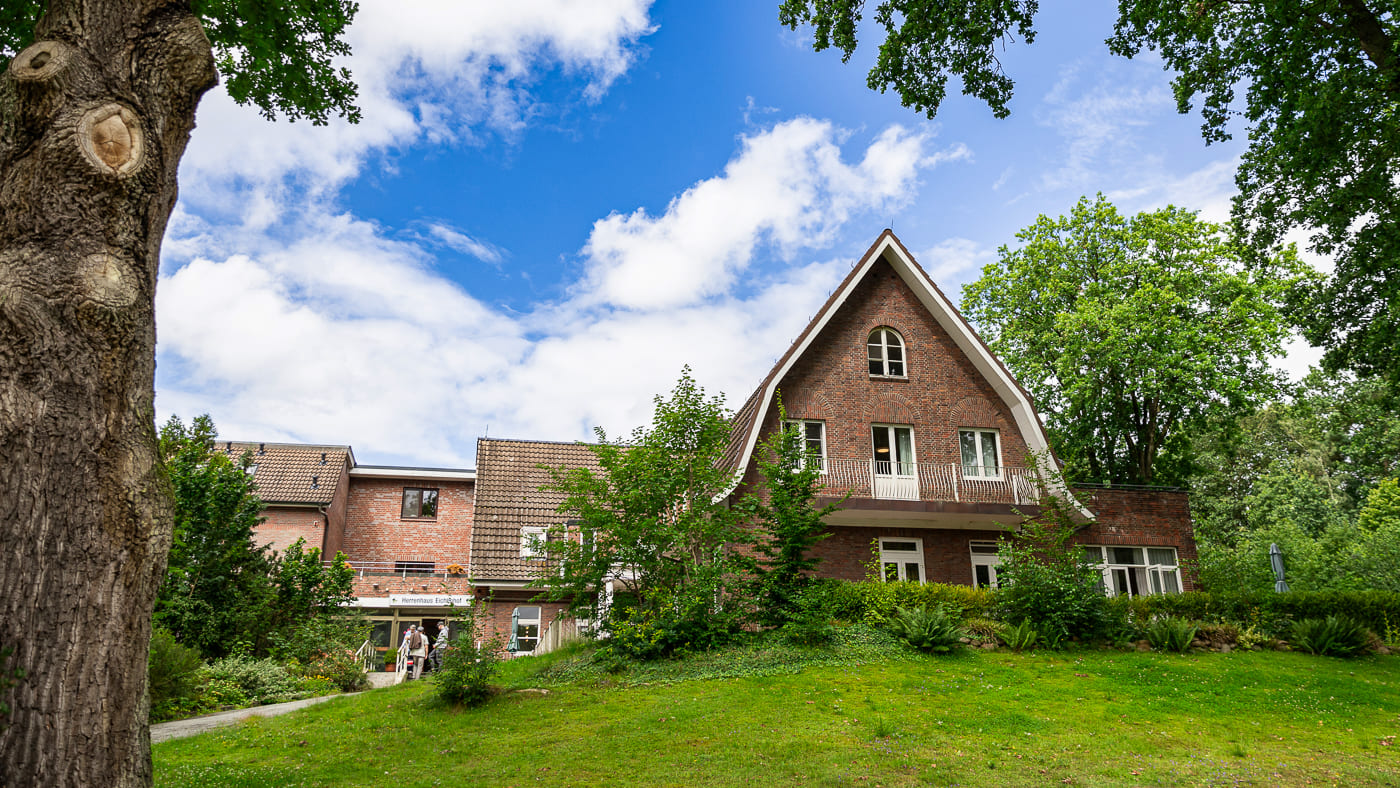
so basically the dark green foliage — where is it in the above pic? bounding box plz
[1108,589,1400,638]
[886,604,966,654]
[204,656,303,705]
[795,578,995,626]
[994,492,1108,644]
[148,629,205,722]
[1000,620,1038,652]
[778,0,1037,120]
[961,195,1302,485]
[193,0,360,125]
[1290,616,1372,657]
[780,1,1400,382]
[781,609,839,648]
[1145,617,1197,653]
[742,401,840,626]
[541,369,752,657]
[434,606,502,707]
[271,616,370,693]
[267,538,357,638]
[156,415,273,658]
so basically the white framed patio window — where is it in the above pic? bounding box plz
[783,419,827,472]
[1083,545,1182,597]
[878,537,925,583]
[969,540,1002,589]
[867,327,907,378]
[958,428,1002,479]
[509,605,541,652]
[871,424,917,500]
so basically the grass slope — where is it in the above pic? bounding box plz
[156,646,1399,787]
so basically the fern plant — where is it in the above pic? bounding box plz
[887,604,966,654]
[1291,616,1371,657]
[1145,616,1198,653]
[1002,620,1039,652]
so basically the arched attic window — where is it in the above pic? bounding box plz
[867,327,907,378]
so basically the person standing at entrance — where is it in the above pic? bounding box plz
[429,621,449,671]
[407,625,428,680]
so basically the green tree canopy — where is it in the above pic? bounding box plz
[779,0,1400,380]
[541,369,753,654]
[961,195,1306,485]
[156,414,272,658]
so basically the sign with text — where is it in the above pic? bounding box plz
[388,594,473,607]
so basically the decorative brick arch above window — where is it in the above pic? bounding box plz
[868,393,920,425]
[949,396,1008,430]
[779,389,832,421]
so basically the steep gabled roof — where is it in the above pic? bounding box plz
[470,438,604,582]
[722,230,1088,517]
[221,441,351,506]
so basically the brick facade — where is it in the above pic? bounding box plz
[810,526,1010,584]
[766,257,1031,474]
[1072,487,1199,591]
[254,506,326,556]
[341,477,475,571]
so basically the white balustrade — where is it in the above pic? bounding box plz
[818,458,1040,505]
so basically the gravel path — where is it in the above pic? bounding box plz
[150,693,358,743]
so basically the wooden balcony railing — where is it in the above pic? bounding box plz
[819,458,1041,505]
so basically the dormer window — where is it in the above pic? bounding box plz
[867,328,906,377]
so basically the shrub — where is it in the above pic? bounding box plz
[205,655,301,704]
[604,599,740,660]
[1196,622,1240,648]
[1108,589,1400,638]
[435,606,503,706]
[886,604,966,654]
[1001,620,1039,652]
[963,617,1003,645]
[995,497,1108,644]
[270,615,370,692]
[1145,617,1198,653]
[148,628,205,721]
[1290,616,1372,657]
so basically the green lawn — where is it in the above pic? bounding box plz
[155,647,1399,787]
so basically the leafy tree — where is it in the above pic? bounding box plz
[779,0,1400,380]
[0,3,356,781]
[961,195,1304,485]
[740,401,841,626]
[995,489,1108,645]
[267,537,357,640]
[541,369,754,656]
[155,415,273,658]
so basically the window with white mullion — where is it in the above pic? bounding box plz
[1085,545,1182,597]
[871,424,915,477]
[783,419,827,472]
[878,537,925,583]
[958,428,1001,479]
[867,328,907,378]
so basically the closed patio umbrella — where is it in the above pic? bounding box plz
[1269,543,1289,592]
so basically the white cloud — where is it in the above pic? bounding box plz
[425,223,505,265]
[919,238,996,291]
[1036,61,1174,193]
[578,119,961,310]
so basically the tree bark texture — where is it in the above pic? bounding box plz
[0,2,214,785]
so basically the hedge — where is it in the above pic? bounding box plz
[799,579,994,625]
[1108,589,1400,637]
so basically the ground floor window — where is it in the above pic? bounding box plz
[969,540,1002,589]
[510,606,542,652]
[878,537,925,583]
[1083,545,1181,597]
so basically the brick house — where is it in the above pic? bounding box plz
[234,230,1198,658]
[719,230,1197,594]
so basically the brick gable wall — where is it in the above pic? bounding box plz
[254,506,326,556]
[741,257,1031,493]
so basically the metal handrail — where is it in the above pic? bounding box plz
[820,458,1041,505]
[353,639,375,672]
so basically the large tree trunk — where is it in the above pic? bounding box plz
[0,2,214,785]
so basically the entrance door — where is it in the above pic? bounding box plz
[871,425,917,500]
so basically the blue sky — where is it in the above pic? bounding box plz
[154,0,1321,467]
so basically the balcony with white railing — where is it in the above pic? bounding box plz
[819,458,1041,506]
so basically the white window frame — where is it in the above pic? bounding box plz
[783,419,827,473]
[520,526,547,559]
[969,540,1002,589]
[958,428,1002,480]
[1083,545,1182,597]
[510,606,542,653]
[871,424,917,476]
[878,537,925,583]
[867,327,908,378]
